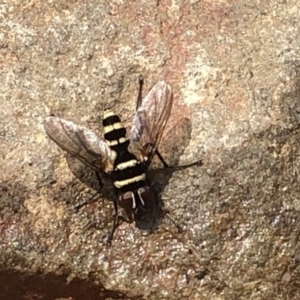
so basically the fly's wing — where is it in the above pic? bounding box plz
[44,116,116,173]
[150,117,192,168]
[129,80,173,163]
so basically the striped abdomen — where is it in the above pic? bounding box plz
[102,110,148,210]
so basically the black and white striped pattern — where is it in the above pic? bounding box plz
[102,110,148,209]
[44,80,175,243]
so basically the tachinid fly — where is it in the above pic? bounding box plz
[44,79,195,244]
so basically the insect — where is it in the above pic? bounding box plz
[44,78,199,244]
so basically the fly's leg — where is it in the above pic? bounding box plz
[154,149,169,168]
[145,144,201,169]
[142,142,168,168]
[165,160,202,170]
[107,196,123,246]
[162,208,183,233]
[154,147,202,170]
[136,75,144,110]
[74,172,103,211]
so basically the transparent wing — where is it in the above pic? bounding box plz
[150,117,192,169]
[44,116,116,172]
[129,80,173,162]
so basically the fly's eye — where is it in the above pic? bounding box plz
[119,191,136,210]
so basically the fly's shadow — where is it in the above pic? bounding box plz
[135,116,201,231]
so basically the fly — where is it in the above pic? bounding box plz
[44,78,200,244]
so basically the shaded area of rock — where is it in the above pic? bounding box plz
[0,270,139,300]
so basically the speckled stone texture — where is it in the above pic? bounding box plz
[1,0,300,299]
